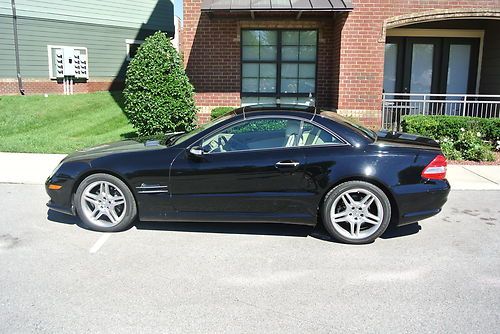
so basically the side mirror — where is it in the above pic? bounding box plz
[188,146,204,157]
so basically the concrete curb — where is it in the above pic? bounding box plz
[0,152,499,190]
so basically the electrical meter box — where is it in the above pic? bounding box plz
[62,47,75,76]
[48,45,89,79]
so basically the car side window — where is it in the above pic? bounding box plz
[299,122,343,146]
[201,118,302,153]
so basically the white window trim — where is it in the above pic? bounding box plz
[47,45,89,79]
[386,29,485,94]
[126,39,144,61]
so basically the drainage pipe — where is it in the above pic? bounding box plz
[11,0,25,95]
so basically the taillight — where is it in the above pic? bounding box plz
[421,154,447,180]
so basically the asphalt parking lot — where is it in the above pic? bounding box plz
[1,184,499,333]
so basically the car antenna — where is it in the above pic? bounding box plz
[310,106,318,121]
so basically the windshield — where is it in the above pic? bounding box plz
[319,111,377,141]
[172,115,232,146]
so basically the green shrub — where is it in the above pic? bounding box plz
[124,31,197,136]
[401,115,498,162]
[439,139,462,161]
[453,130,495,162]
[211,107,235,120]
[436,131,494,162]
[402,115,500,143]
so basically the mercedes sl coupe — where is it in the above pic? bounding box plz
[46,104,450,244]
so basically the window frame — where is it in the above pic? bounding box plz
[298,120,348,148]
[126,39,144,61]
[240,29,319,103]
[194,115,348,155]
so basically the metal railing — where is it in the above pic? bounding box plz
[381,93,500,131]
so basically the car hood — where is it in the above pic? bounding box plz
[63,134,179,162]
[375,131,441,150]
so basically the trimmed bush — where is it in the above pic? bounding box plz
[124,31,197,136]
[401,115,498,162]
[401,115,500,143]
[453,130,495,162]
[439,140,463,161]
[211,106,235,120]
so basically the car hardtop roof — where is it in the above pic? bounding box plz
[232,104,318,118]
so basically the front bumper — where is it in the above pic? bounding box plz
[393,179,451,226]
[46,199,75,216]
[45,175,76,216]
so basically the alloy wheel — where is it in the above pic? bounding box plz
[330,188,384,240]
[80,180,127,227]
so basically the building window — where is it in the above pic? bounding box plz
[126,39,144,61]
[241,30,317,106]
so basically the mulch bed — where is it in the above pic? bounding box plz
[448,151,500,166]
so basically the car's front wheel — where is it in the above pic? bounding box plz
[321,181,391,244]
[75,173,137,232]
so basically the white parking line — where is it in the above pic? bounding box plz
[89,234,111,254]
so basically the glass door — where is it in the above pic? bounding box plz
[384,37,479,97]
[383,36,480,125]
[440,38,479,115]
[383,43,399,96]
[403,38,442,95]
[399,39,441,116]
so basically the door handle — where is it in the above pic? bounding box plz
[275,160,300,168]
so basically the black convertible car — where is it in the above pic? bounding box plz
[46,104,450,244]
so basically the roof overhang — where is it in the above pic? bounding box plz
[201,0,354,14]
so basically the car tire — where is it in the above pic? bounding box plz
[321,181,391,244]
[75,173,137,232]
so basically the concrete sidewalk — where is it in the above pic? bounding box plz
[0,151,499,190]
[0,152,66,185]
[446,164,500,190]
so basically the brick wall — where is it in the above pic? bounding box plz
[336,1,500,125]
[183,0,500,126]
[0,79,124,95]
[183,1,340,112]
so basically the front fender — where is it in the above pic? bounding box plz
[46,160,91,214]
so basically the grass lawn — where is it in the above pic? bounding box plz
[0,91,135,153]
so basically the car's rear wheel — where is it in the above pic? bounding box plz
[321,181,391,244]
[75,173,137,232]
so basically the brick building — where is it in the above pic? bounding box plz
[182,0,500,126]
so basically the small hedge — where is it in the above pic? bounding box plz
[402,115,500,142]
[124,31,197,136]
[211,106,235,120]
[401,115,498,162]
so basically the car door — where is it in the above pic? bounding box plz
[298,120,352,202]
[169,116,312,223]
